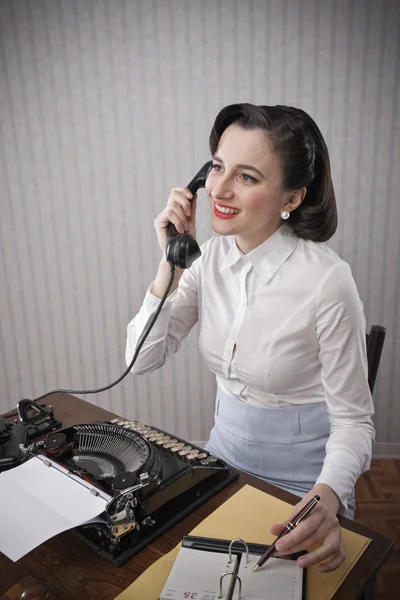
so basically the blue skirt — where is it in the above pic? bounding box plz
[205,388,355,518]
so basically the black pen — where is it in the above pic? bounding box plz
[253,494,320,572]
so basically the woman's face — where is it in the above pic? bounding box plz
[206,124,296,253]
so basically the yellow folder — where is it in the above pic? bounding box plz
[115,484,370,600]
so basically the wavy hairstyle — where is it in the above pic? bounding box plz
[209,103,337,242]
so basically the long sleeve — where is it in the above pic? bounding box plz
[314,262,375,514]
[126,258,200,375]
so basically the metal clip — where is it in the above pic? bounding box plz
[228,538,249,564]
[219,571,242,599]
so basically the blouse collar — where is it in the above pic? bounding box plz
[219,223,299,285]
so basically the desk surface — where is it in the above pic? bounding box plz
[0,394,394,600]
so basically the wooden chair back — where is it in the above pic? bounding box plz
[366,325,386,393]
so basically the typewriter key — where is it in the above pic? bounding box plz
[207,456,218,463]
[156,436,171,445]
[200,458,211,465]
[163,439,177,448]
[187,452,198,460]
[162,439,175,447]
[178,447,192,456]
[170,443,185,453]
[187,448,200,456]
[196,452,208,459]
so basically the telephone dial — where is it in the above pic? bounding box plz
[165,161,213,269]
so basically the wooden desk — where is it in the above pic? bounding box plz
[0,394,394,600]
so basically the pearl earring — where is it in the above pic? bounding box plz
[281,210,290,220]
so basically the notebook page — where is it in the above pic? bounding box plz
[232,555,303,600]
[159,547,238,600]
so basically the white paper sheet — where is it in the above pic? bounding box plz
[0,456,109,561]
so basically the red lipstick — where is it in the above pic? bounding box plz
[213,202,240,220]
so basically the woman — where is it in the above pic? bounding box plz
[126,103,375,573]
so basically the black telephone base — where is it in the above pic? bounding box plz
[17,399,62,440]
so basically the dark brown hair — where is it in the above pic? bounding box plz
[209,103,337,242]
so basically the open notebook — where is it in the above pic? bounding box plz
[159,535,306,600]
[116,485,371,600]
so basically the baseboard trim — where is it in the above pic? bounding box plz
[192,441,400,459]
[372,442,400,459]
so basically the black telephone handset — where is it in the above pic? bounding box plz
[165,161,213,269]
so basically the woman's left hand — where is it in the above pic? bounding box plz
[270,483,345,573]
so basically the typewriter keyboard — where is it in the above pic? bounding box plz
[110,418,218,465]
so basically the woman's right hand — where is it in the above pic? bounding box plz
[154,187,197,259]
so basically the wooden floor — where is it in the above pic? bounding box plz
[355,458,400,599]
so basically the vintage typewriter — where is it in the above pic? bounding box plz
[0,413,238,566]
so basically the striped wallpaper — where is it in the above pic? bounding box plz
[0,0,399,456]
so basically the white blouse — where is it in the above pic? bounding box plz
[126,224,375,511]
